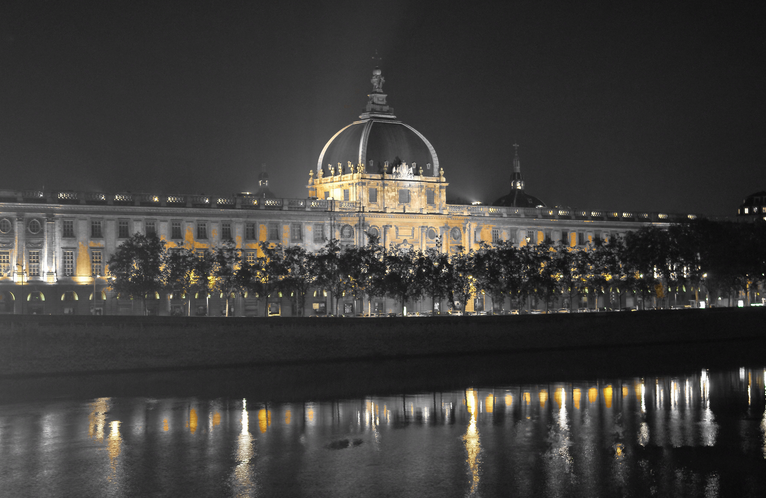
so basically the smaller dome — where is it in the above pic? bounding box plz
[493,190,546,208]
[492,144,546,208]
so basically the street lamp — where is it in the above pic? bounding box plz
[92,273,100,315]
[18,262,25,315]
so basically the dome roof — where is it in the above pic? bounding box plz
[492,144,546,208]
[317,68,439,177]
[493,190,546,208]
[317,119,439,177]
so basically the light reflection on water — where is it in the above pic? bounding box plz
[2,367,766,497]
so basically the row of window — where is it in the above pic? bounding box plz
[56,219,327,243]
[323,188,437,206]
[0,249,102,278]
[479,229,611,246]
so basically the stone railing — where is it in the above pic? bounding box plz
[0,188,699,221]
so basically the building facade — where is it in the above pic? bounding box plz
[0,69,700,316]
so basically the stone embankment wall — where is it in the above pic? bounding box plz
[1,308,764,377]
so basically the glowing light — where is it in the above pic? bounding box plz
[485,394,494,413]
[108,421,122,467]
[464,389,482,495]
[553,388,565,409]
[603,386,613,409]
[588,388,598,404]
[88,397,110,441]
[573,389,581,410]
[539,389,548,409]
[285,410,292,425]
[188,408,198,434]
[258,409,271,434]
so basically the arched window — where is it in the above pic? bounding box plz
[61,291,79,301]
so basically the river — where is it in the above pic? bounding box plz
[2,339,766,497]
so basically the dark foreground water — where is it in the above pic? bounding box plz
[2,340,766,497]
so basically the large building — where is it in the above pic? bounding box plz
[0,68,699,316]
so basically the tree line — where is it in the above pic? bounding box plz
[107,219,766,316]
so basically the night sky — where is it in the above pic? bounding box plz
[2,1,763,216]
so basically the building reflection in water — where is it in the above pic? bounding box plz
[2,366,766,496]
[463,388,481,496]
[231,398,256,497]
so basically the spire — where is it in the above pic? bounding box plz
[360,67,396,119]
[511,144,524,190]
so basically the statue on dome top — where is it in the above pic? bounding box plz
[371,68,385,93]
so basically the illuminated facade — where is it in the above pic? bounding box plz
[0,68,700,316]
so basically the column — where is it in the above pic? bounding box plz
[14,215,25,283]
[46,217,57,282]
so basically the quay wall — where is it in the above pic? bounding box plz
[1,308,764,377]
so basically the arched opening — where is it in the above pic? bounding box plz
[61,291,79,301]
[0,290,15,313]
[61,290,78,315]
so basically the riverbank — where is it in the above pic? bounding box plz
[1,308,764,377]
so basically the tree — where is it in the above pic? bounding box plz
[163,246,197,315]
[380,245,423,315]
[446,249,476,314]
[107,233,166,315]
[312,239,346,315]
[270,244,314,316]
[417,247,452,314]
[211,240,240,316]
[550,244,589,312]
[530,242,558,312]
[339,240,385,316]
[190,249,216,316]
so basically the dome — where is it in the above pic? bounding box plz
[317,68,439,177]
[493,190,546,208]
[317,119,439,177]
[492,144,546,208]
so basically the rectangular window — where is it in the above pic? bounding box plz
[527,230,535,244]
[561,230,570,247]
[118,220,129,238]
[268,223,280,241]
[314,223,325,243]
[221,221,232,240]
[426,189,435,205]
[171,221,182,240]
[324,191,330,200]
[369,188,378,203]
[28,251,40,277]
[398,189,410,204]
[0,251,10,276]
[245,222,256,240]
[145,220,156,238]
[91,250,103,276]
[343,189,349,201]
[63,220,75,238]
[245,251,256,266]
[291,223,302,242]
[491,228,500,244]
[197,222,207,240]
[578,231,586,246]
[544,229,552,244]
[91,220,103,238]
[63,250,75,277]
